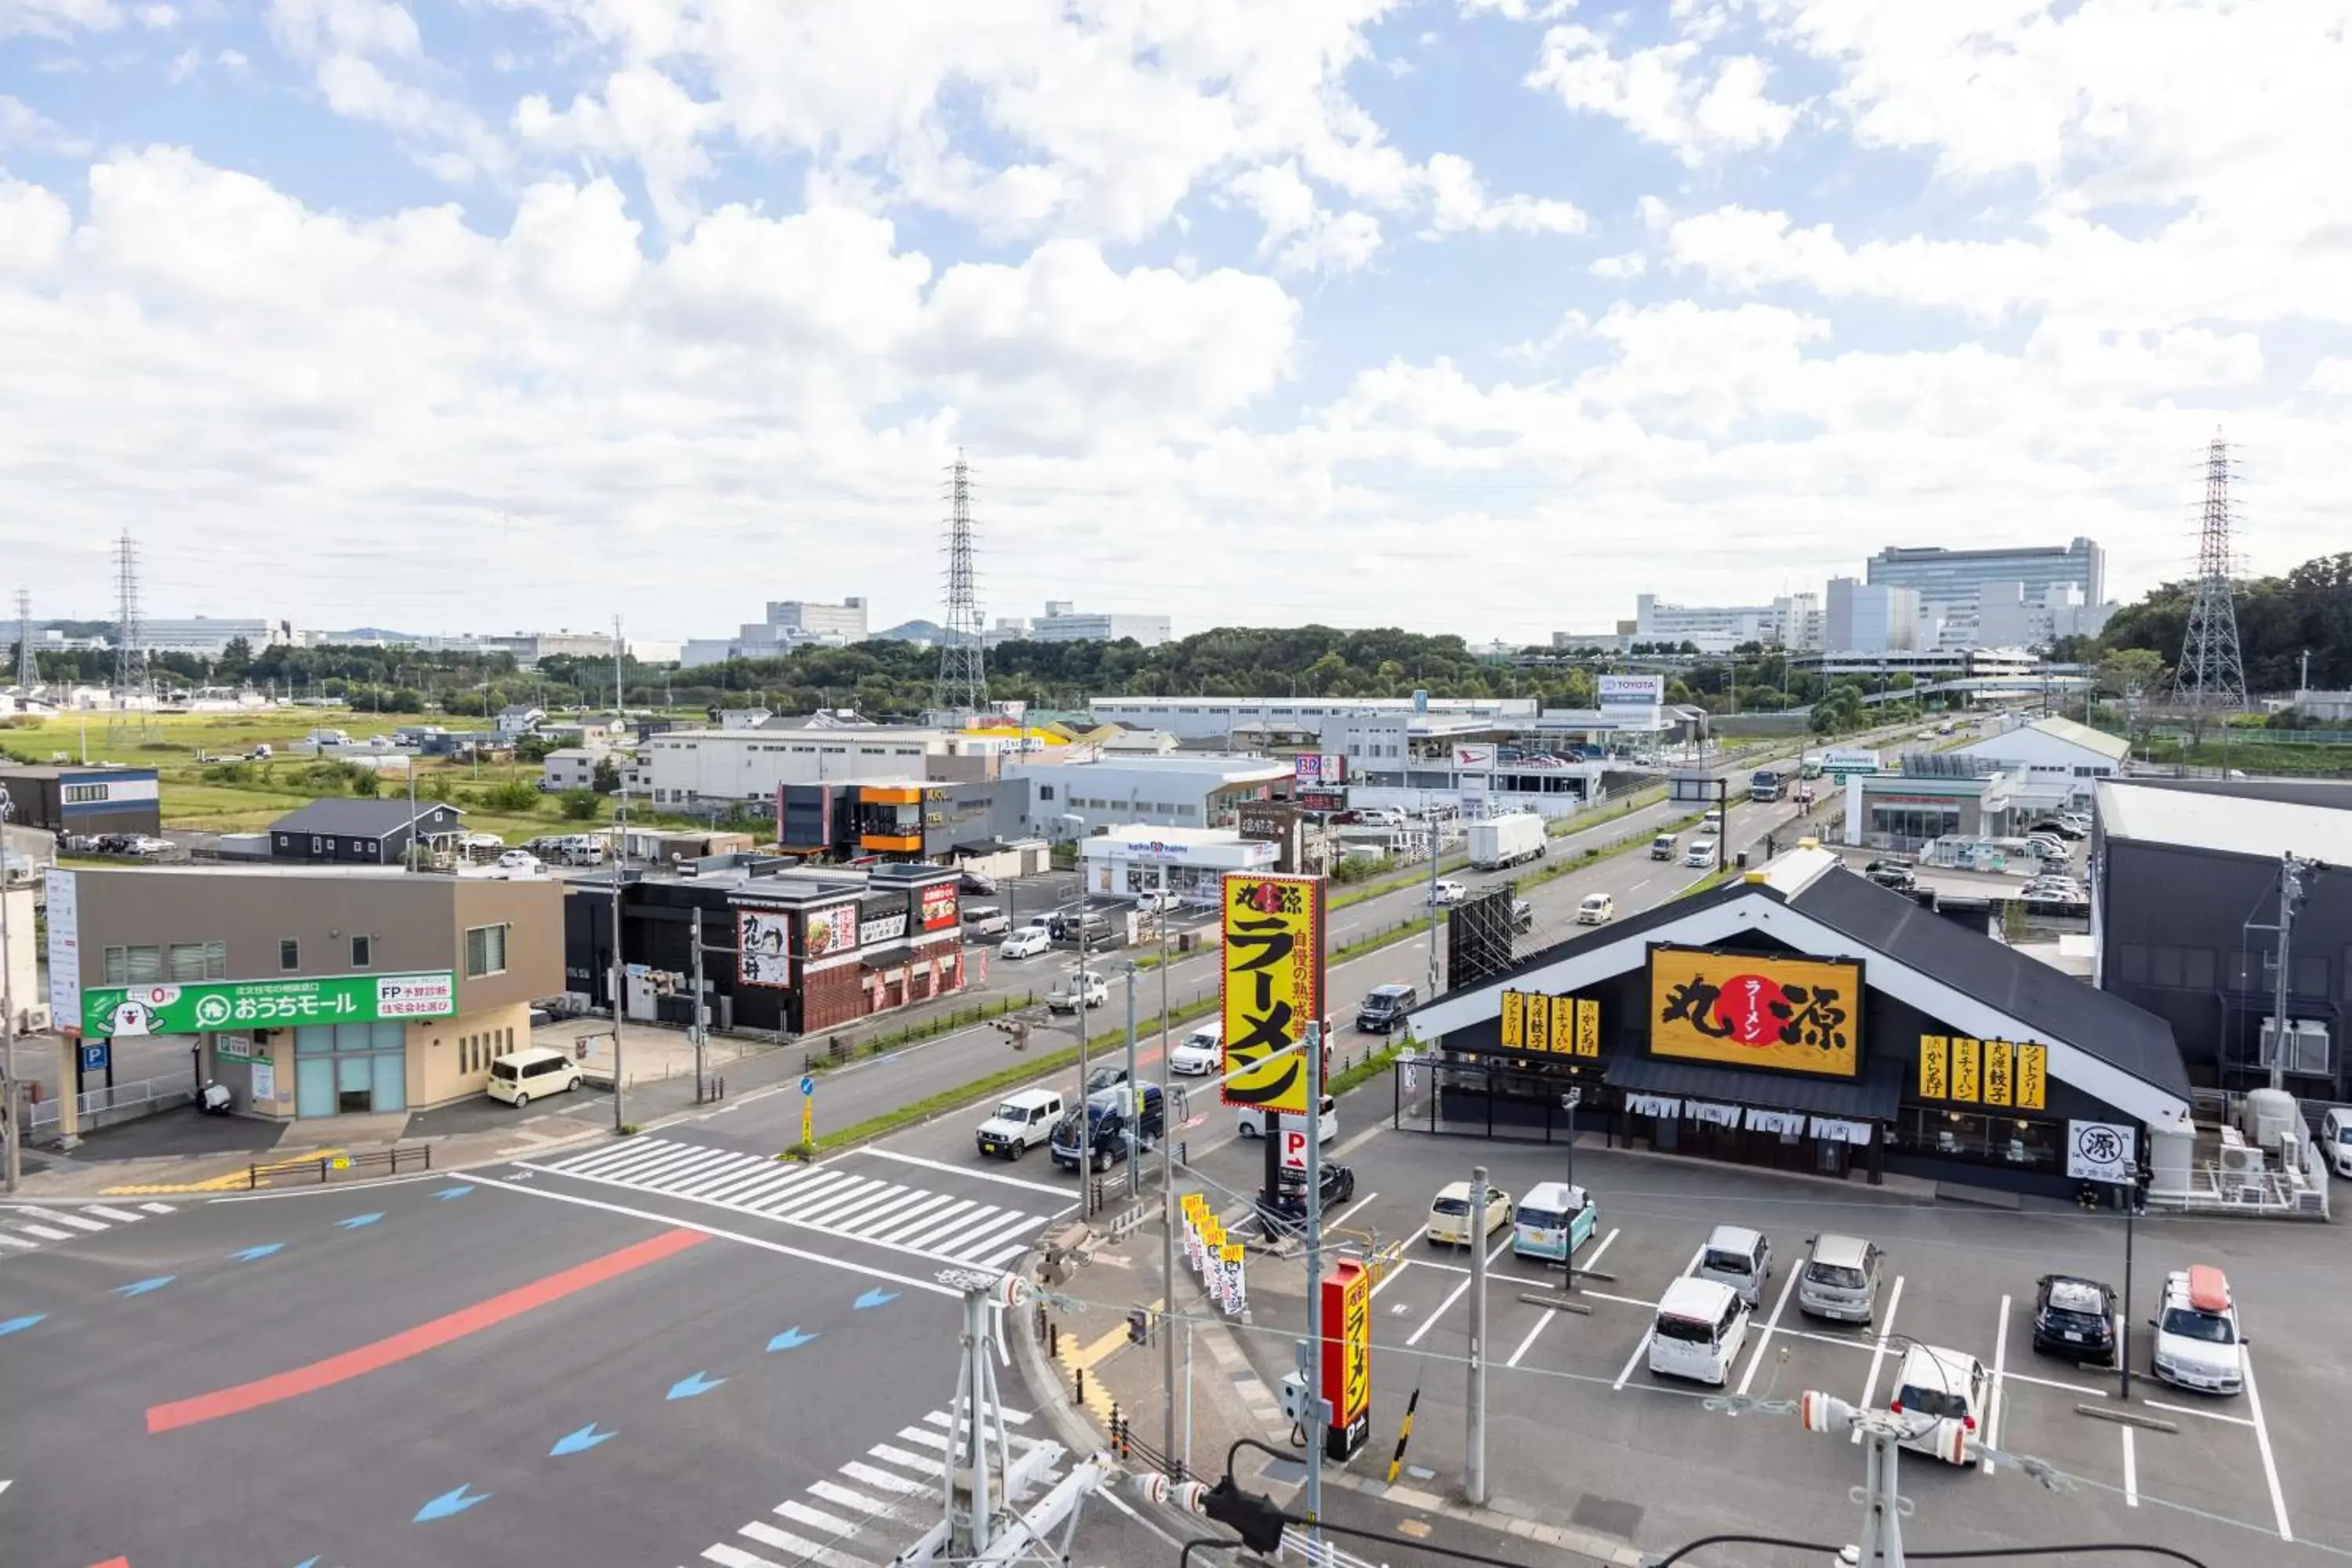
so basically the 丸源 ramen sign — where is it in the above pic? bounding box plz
[1646,946,1862,1077]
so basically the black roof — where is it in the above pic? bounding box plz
[1788,866,2189,1099]
[270,799,464,835]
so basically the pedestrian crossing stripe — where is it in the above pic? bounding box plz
[0,1201,176,1261]
[524,1138,1072,1270]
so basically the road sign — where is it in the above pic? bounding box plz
[80,1041,109,1073]
[81,972,457,1037]
[798,1075,815,1097]
[1279,1126,1311,1172]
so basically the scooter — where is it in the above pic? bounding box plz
[197,1080,234,1116]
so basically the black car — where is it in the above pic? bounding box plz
[1864,858,1916,889]
[959,869,1000,895]
[1050,1083,1164,1173]
[1356,983,1418,1033]
[1255,1163,1358,1229]
[2031,1273,2118,1363]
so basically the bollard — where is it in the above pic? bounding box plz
[1049,1321,1060,1359]
[1075,1367,1085,1406]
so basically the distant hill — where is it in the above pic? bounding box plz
[870,619,946,644]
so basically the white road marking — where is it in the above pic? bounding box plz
[1368,1226,1429,1298]
[1852,1275,1906,1443]
[459,1174,959,1296]
[737,1519,869,1568]
[84,1205,146,1222]
[2000,1367,2107,1399]
[871,1442,945,1478]
[2241,1350,2292,1542]
[1406,1276,1472,1348]
[702,1542,786,1568]
[1983,1293,2010,1475]
[856,1146,1082,1198]
[15,1225,72,1241]
[775,1497,858,1536]
[2121,1425,2139,1508]
[807,1479,898,1516]
[1580,1227,1621,1273]
[1614,1243,1708,1392]
[1329,1191,1378,1230]
[2140,1397,2252,1428]
[1736,1264,1803,1397]
[138,1202,175,1214]
[840,1460,927,1497]
[39,1212,106,1232]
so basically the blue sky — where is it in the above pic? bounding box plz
[2,0,2348,644]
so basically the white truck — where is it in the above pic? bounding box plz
[1468,812,1547,870]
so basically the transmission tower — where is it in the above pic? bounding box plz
[13,590,31,692]
[2173,430,2248,717]
[108,530,158,740]
[933,449,989,717]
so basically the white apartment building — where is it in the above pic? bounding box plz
[1631,593,1819,652]
[483,630,616,665]
[1024,601,1174,646]
[1824,579,1923,654]
[766,598,869,642]
[643,727,953,806]
[680,598,869,668]
[1088,695,1537,743]
[136,617,287,656]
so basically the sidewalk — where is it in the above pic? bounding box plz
[1012,1185,1637,1567]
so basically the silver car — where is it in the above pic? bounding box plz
[1796,1232,1882,1323]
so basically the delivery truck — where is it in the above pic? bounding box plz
[1468,811,1547,870]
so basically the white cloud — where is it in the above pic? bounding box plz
[0,0,121,38]
[1228,161,1383,274]
[1527,24,1797,163]
[268,0,506,180]
[1420,152,1585,236]
[133,2,176,26]
[1588,250,1646,278]
[515,67,716,232]
[0,92,83,151]
[2305,359,2352,399]
[0,173,71,274]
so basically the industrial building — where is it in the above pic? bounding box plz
[1948,715,2130,803]
[1629,593,1820,653]
[0,764,162,840]
[1087,695,1539,743]
[680,598,870,667]
[2094,780,2352,1100]
[1867,539,2106,616]
[130,617,289,657]
[1004,753,1294,837]
[993,601,1173,646]
[643,726,964,807]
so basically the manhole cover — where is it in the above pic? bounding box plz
[1570,1496,1643,1539]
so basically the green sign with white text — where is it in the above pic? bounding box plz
[80,972,457,1039]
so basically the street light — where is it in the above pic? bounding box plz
[0,784,16,1195]
[1559,1087,1582,1294]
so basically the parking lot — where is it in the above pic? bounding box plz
[1197,1118,2347,1565]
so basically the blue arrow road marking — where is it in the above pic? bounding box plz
[294,1558,319,1567]
[766,1327,819,1352]
[853,1288,898,1310]
[433,1185,473,1200]
[550,1421,616,1457]
[114,1276,175,1298]
[666,1370,726,1400]
[335,1213,384,1229]
[230,1243,285,1262]
[413,1483,492,1523]
[0,1314,45,1338]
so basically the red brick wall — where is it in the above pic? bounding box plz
[801,963,865,1033]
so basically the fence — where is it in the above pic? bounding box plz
[247,1145,433,1188]
[27,1073,192,1135]
[1392,1052,1595,1144]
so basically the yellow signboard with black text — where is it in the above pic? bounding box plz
[1647,947,1861,1077]
[1919,1035,2047,1112]
[1498,990,1600,1056]
[1220,873,1326,1116]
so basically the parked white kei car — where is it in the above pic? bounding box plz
[1889,1343,1987,1465]
[1000,927,1051,960]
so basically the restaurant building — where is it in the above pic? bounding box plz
[1403,847,2191,1196]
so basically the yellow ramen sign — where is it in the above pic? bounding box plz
[1219,873,1326,1116]
[1647,947,1862,1077]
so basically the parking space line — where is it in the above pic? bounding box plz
[2122,1426,2138,1508]
[2139,1396,2251,1428]
[1735,1265,1802,1397]
[1580,1227,1620,1273]
[2001,1367,2107,1399]
[1330,1192,1378,1230]
[1851,1275,1906,1443]
[1983,1294,2009,1476]
[1406,1277,1472,1348]
[2241,1352,2292,1543]
[1368,1225,1428,1301]
[1613,1243,1705,1392]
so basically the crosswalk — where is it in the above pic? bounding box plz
[524,1139,1072,1269]
[0,1200,176,1258]
[692,1405,1053,1568]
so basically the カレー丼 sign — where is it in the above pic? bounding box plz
[81,972,458,1039]
[1220,873,1326,1116]
[1647,946,1861,1076]
[1319,1258,1371,1461]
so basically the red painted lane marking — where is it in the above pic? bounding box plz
[146,1227,707,1435]
[87,1559,129,1568]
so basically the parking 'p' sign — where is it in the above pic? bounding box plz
[1279,1127,1311,1172]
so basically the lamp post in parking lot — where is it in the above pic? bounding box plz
[1560,1087,1582,1294]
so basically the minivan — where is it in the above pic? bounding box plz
[1649,1276,1749,1386]
[1796,1233,1883,1323]
[1682,837,1719,868]
[487,1047,584,1106]
[1236,1094,1337,1142]
[1650,834,1678,861]
[1512,1181,1596,1262]
[1696,1224,1771,1308]
[2321,1107,2352,1178]
[1356,984,1418,1033]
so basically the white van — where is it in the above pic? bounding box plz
[1236,1094,1337,1142]
[2321,1107,2352,1178]
[487,1046,584,1106]
[1649,1276,1749,1386]
[1682,837,1719,868]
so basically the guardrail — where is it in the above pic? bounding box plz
[27,1074,192,1134]
[246,1145,433,1188]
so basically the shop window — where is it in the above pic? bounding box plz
[280,938,301,971]
[464,923,509,978]
[351,935,372,968]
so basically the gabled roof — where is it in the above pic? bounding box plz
[271,799,465,835]
[1962,714,2129,764]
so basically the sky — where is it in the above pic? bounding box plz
[3,0,2349,646]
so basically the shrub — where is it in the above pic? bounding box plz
[559,789,600,820]
[481,781,542,813]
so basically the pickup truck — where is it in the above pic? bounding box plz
[1046,970,1109,1013]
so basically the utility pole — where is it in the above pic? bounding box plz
[610,615,630,1134]
[691,911,708,1104]
[1159,891,1178,1475]
[1302,1018,1327,1544]
[1,786,16,1194]
[1074,933,1091,1219]
[1123,963,1140,1199]
[1465,1163,1489,1505]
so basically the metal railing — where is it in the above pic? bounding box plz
[27,1073,192,1134]
[247,1144,433,1188]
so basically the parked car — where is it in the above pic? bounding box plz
[1256,1163,1357,1228]
[119,835,176,856]
[2320,1105,2352,1178]
[1649,1277,1749,1387]
[974,1088,1063,1160]
[1511,1181,1596,1262]
[1049,1083,1163,1173]
[1427,1180,1512,1247]
[1891,1343,1987,1465]
[1000,927,1052,960]
[2151,1265,2245,1396]
[1134,891,1179,916]
[1168,1020,1222,1076]
[494,849,542,874]
[960,905,1011,941]
[1428,879,1467,907]
[1049,909,1113,945]
[486,1046,583,1106]
[1796,1232,1884,1323]
[1697,1224,1771,1308]
[2031,1273,2118,1363]
[1575,893,1614,925]
[1045,969,1109,1013]
[1864,858,1915,889]
[1356,984,1417,1033]
[1237,1093,1336,1142]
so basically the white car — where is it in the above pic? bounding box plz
[2151,1266,2245,1396]
[1427,1180,1512,1247]
[1237,1094,1336,1142]
[1169,1020,1222,1075]
[120,835,176,856]
[1700,808,1724,831]
[974,1088,1064,1160]
[495,850,542,873]
[1682,837,1719,868]
[1000,927,1051,960]
[1889,1343,1987,1465]
[1575,893,1614,924]
[1428,880,1467,907]
[1046,970,1109,1013]
[1649,1277,1749,1387]
[1134,891,1179,915]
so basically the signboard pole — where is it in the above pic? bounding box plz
[1303,1018,1326,1549]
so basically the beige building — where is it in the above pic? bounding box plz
[50,866,561,1121]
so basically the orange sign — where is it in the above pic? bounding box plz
[1649,947,1861,1077]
